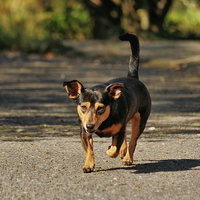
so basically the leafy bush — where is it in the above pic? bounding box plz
[164,0,200,39]
[0,0,91,53]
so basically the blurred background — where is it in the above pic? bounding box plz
[0,0,200,54]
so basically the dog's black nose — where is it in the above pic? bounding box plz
[86,124,95,131]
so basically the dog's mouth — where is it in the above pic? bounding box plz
[86,129,96,134]
[85,125,97,134]
[84,123,100,134]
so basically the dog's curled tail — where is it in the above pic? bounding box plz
[119,33,140,79]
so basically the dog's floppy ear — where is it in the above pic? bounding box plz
[63,80,84,99]
[106,83,124,99]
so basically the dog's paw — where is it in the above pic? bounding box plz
[123,161,133,166]
[82,165,95,173]
[106,146,119,158]
[122,158,133,166]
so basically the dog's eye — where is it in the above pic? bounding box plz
[97,106,105,115]
[81,106,87,110]
[81,105,87,110]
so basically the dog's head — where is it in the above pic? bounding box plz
[63,80,123,133]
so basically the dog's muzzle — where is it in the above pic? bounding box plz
[86,124,95,133]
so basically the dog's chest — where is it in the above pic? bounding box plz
[95,123,122,137]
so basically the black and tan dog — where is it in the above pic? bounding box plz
[63,33,151,173]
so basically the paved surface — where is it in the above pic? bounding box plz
[0,39,200,199]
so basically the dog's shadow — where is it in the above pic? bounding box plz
[97,159,200,174]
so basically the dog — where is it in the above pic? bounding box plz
[63,33,151,173]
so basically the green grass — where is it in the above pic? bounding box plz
[165,0,200,39]
[0,0,91,53]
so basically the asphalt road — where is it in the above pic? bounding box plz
[0,39,200,199]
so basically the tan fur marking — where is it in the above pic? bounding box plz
[119,133,127,158]
[77,103,110,131]
[106,125,126,158]
[106,134,118,158]
[77,102,91,123]
[83,136,95,172]
[96,104,110,126]
[106,145,117,158]
[97,123,122,137]
[82,102,91,108]
[123,112,141,165]
[94,102,104,110]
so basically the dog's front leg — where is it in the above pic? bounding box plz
[106,135,119,158]
[80,129,95,173]
[106,126,126,158]
[119,132,127,159]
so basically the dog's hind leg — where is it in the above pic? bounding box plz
[80,128,95,173]
[122,112,141,165]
